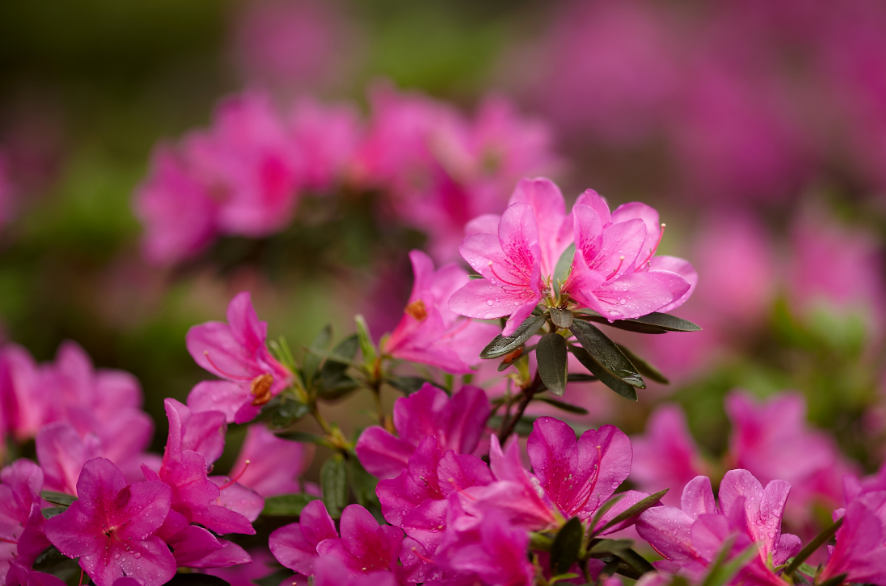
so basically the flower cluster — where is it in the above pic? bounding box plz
[134,85,556,265]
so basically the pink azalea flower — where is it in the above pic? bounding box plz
[631,405,709,507]
[204,548,279,586]
[44,457,176,586]
[269,499,338,576]
[36,422,101,495]
[436,506,534,586]
[315,505,405,582]
[726,391,855,516]
[230,424,312,497]
[133,144,218,265]
[384,250,499,374]
[187,291,294,424]
[0,460,51,584]
[182,90,299,237]
[561,189,695,321]
[461,418,646,534]
[154,508,251,569]
[637,471,800,583]
[145,398,260,536]
[6,562,68,586]
[355,383,490,479]
[312,556,398,586]
[818,491,886,585]
[288,98,361,191]
[0,344,55,442]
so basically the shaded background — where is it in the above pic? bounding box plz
[0,0,885,488]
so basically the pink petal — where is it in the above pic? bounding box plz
[508,177,571,276]
[187,380,249,423]
[355,426,415,480]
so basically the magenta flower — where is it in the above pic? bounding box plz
[315,505,404,581]
[204,548,278,586]
[133,144,218,265]
[187,291,294,424]
[36,422,101,495]
[183,90,299,237]
[154,509,251,569]
[436,504,534,586]
[637,471,800,583]
[44,457,176,586]
[561,189,695,320]
[269,499,338,576]
[384,250,499,374]
[0,344,55,442]
[818,491,886,585]
[288,98,361,191]
[355,383,490,479]
[311,557,398,586]
[631,405,709,507]
[6,562,68,586]
[0,460,51,584]
[230,424,312,497]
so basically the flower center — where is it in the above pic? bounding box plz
[405,300,428,321]
[250,374,274,406]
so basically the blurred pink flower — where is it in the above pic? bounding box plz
[288,97,361,191]
[229,424,312,497]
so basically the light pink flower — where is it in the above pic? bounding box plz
[384,250,499,374]
[187,291,294,423]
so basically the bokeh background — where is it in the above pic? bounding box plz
[1,0,885,510]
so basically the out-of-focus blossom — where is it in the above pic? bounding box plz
[726,391,857,517]
[0,460,51,584]
[288,98,361,191]
[204,548,279,586]
[787,211,885,330]
[231,0,356,90]
[384,250,499,373]
[354,86,558,261]
[530,0,681,145]
[45,458,176,586]
[133,145,218,265]
[637,472,800,583]
[819,490,886,585]
[36,422,101,495]
[356,383,490,479]
[0,345,54,443]
[631,405,709,507]
[187,291,294,424]
[229,424,312,497]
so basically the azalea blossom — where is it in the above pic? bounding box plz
[355,383,490,479]
[0,460,51,584]
[818,490,886,584]
[383,249,499,373]
[187,291,294,423]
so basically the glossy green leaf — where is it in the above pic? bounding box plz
[261,493,319,516]
[41,507,67,519]
[569,346,638,401]
[349,458,380,509]
[537,333,569,396]
[535,397,589,414]
[321,456,348,519]
[591,489,668,536]
[552,243,575,298]
[569,320,644,387]
[269,400,310,429]
[387,376,433,395]
[550,307,574,329]
[566,373,597,383]
[480,314,547,359]
[302,325,332,387]
[576,310,702,334]
[617,344,669,385]
[551,517,584,575]
[41,491,76,507]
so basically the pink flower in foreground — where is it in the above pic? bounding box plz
[0,460,51,584]
[45,458,176,586]
[384,250,499,374]
[631,405,709,507]
[355,383,490,479]
[819,491,886,585]
[269,499,338,576]
[637,471,800,584]
[187,291,293,423]
[230,424,312,497]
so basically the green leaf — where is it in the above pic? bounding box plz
[588,538,634,556]
[41,507,67,519]
[488,414,538,436]
[33,546,74,572]
[535,397,589,415]
[588,495,624,536]
[167,574,231,586]
[269,401,310,429]
[320,334,359,386]
[552,243,575,298]
[591,489,668,536]
[261,493,320,516]
[41,490,76,507]
[566,373,597,383]
[784,517,843,578]
[274,431,328,445]
[550,307,574,329]
[355,314,378,364]
[569,320,644,387]
[302,325,333,388]
[480,314,547,359]
[569,346,638,401]
[317,378,361,401]
[700,539,757,586]
[537,333,569,396]
[321,456,349,519]
[551,517,584,575]
[387,376,433,395]
[617,345,670,385]
[577,310,702,334]
[349,458,380,509]
[815,574,848,586]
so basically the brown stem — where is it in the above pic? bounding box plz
[497,371,543,444]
